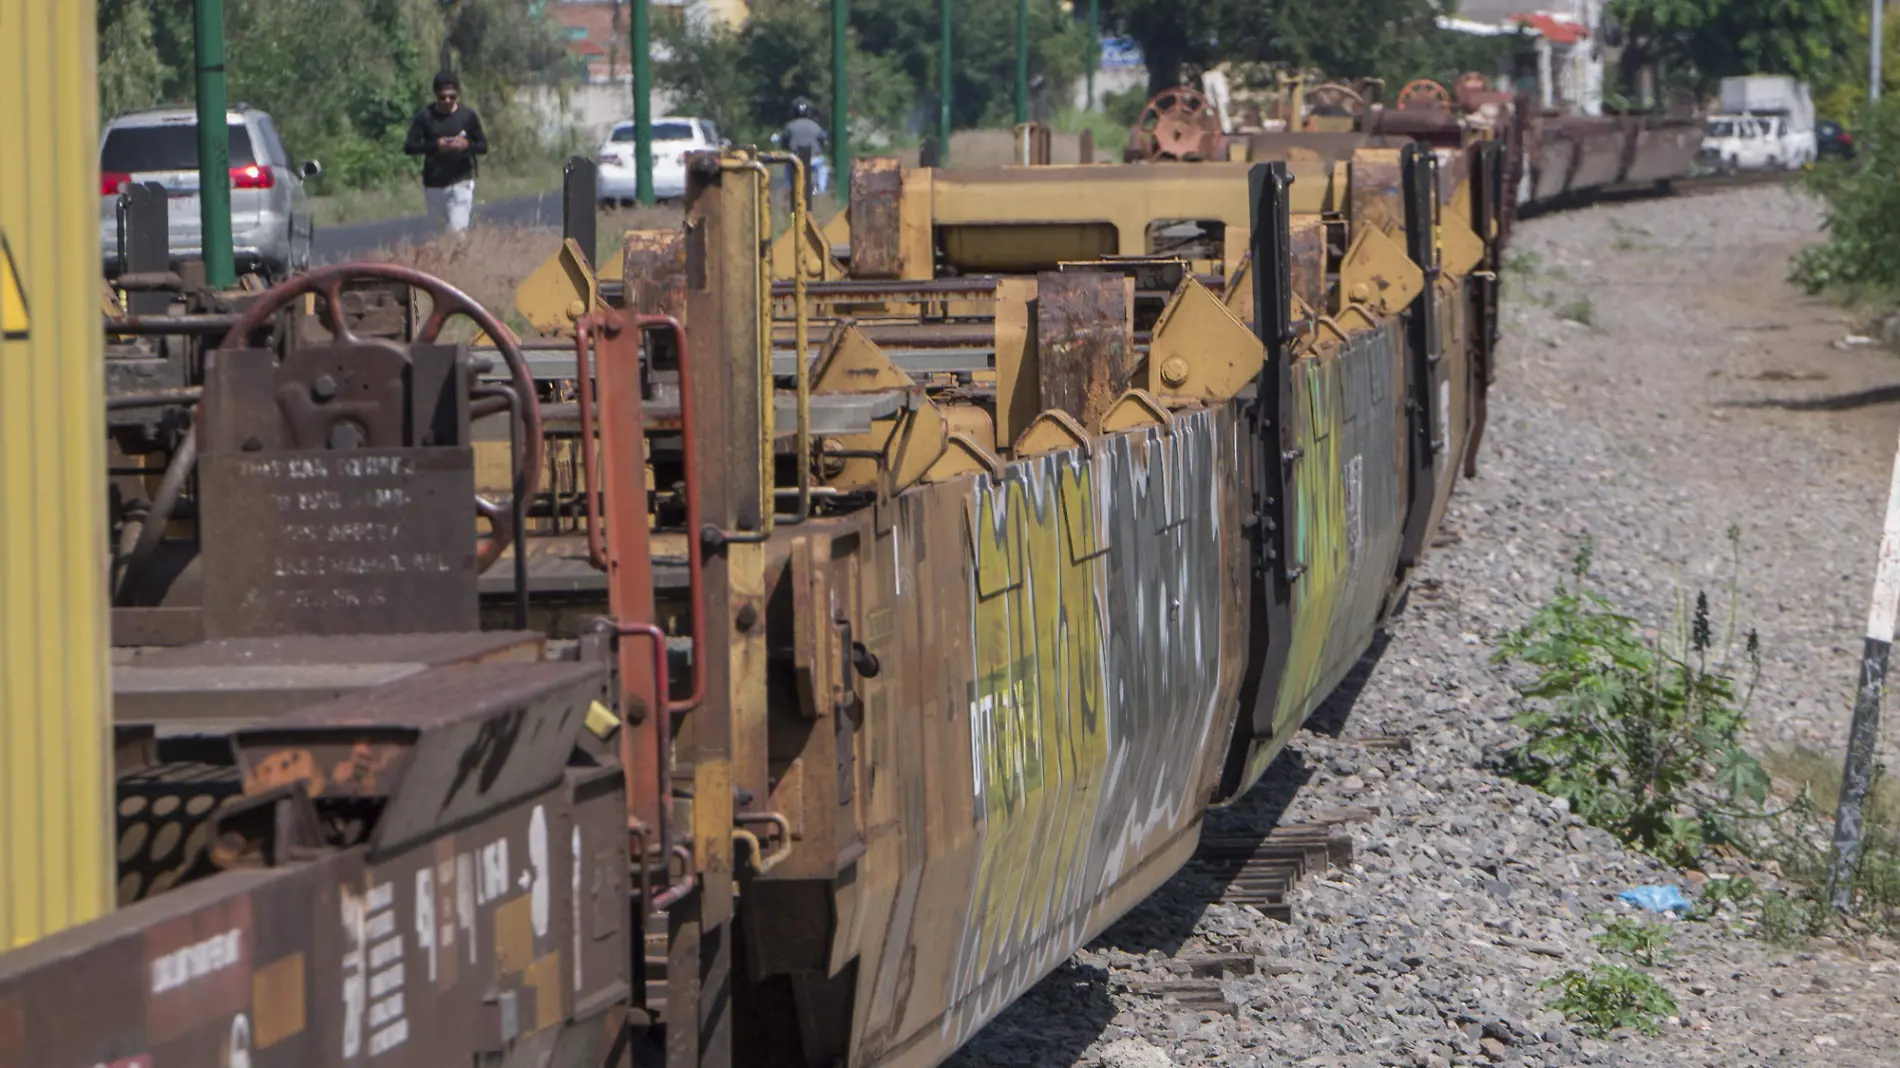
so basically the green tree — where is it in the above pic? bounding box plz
[655,0,918,147]
[97,0,169,122]
[1608,0,1861,97]
[1099,0,1500,98]
[851,0,1092,128]
[95,0,569,191]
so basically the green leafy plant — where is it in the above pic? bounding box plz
[1793,94,1900,303]
[1495,533,1769,867]
[1542,963,1678,1036]
[1593,916,1674,966]
[1687,874,1758,921]
[1555,297,1596,327]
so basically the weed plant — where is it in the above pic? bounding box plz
[1593,916,1674,966]
[1495,533,1768,868]
[1541,964,1678,1036]
[1498,533,1900,940]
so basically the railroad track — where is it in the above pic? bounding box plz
[1673,167,1804,195]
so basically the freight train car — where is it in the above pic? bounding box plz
[6,20,1514,1068]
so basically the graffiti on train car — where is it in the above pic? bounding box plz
[1268,321,1408,743]
[943,408,1240,1045]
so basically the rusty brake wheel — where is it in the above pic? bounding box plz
[1135,85,1221,161]
[217,262,544,574]
[1397,79,1452,111]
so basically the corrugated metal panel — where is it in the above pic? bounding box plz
[0,0,114,948]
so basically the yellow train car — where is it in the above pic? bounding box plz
[0,0,116,949]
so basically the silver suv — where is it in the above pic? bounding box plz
[99,105,320,280]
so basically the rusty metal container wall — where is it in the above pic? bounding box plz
[0,0,115,947]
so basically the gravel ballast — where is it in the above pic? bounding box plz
[945,186,1900,1067]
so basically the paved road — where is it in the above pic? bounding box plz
[312,189,563,263]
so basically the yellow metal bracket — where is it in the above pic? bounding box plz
[1437,179,1485,278]
[1221,255,1254,324]
[1013,409,1092,457]
[514,237,601,337]
[1336,223,1423,316]
[925,432,1004,483]
[1334,303,1383,336]
[1147,276,1265,403]
[1099,389,1175,434]
[812,323,949,493]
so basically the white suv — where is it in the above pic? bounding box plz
[597,117,720,203]
[1700,113,1816,172]
[100,105,320,281]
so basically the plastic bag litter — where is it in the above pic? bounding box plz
[1617,885,1692,914]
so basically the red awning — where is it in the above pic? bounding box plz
[1511,12,1589,44]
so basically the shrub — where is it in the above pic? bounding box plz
[1495,534,1769,867]
[1792,95,1900,299]
[1542,963,1677,1036]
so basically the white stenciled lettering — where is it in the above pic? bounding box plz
[479,839,510,904]
[341,890,368,1058]
[369,962,403,998]
[530,806,550,938]
[368,992,403,1028]
[368,935,402,970]
[456,853,477,964]
[416,868,437,984]
[367,1017,409,1055]
[367,882,394,911]
[367,910,396,942]
[150,928,242,994]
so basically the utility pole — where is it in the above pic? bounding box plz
[1087,0,1099,110]
[1015,0,1029,125]
[1874,0,1886,103]
[939,0,952,165]
[633,0,654,205]
[833,0,848,199]
[194,0,234,287]
[1827,425,1900,910]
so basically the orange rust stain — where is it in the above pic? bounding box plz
[330,742,397,794]
[245,749,323,798]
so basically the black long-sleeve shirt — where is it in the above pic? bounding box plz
[403,104,488,188]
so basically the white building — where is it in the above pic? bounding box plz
[1439,1,1604,115]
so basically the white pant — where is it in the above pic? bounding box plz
[425,180,474,234]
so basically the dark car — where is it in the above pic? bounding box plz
[1818,119,1856,161]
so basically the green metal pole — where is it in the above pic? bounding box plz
[1015,0,1029,125]
[1087,0,1099,110]
[832,0,848,198]
[194,0,234,287]
[633,0,654,205]
[939,0,952,165]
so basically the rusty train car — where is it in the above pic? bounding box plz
[1136,72,1703,244]
[6,20,1527,1068]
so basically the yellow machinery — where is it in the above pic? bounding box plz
[0,0,115,950]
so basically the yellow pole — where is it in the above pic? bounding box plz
[0,0,115,948]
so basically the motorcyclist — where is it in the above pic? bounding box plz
[777,98,831,194]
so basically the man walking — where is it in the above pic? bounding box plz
[779,98,829,196]
[404,71,487,234]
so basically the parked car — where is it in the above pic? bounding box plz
[1817,119,1856,161]
[597,117,721,204]
[1699,113,1815,172]
[99,105,319,281]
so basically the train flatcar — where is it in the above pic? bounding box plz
[3,19,1532,1068]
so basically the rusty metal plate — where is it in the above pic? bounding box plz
[199,447,479,639]
[848,158,904,279]
[0,770,627,1068]
[1289,218,1327,314]
[622,229,687,319]
[232,661,605,860]
[1034,270,1133,431]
